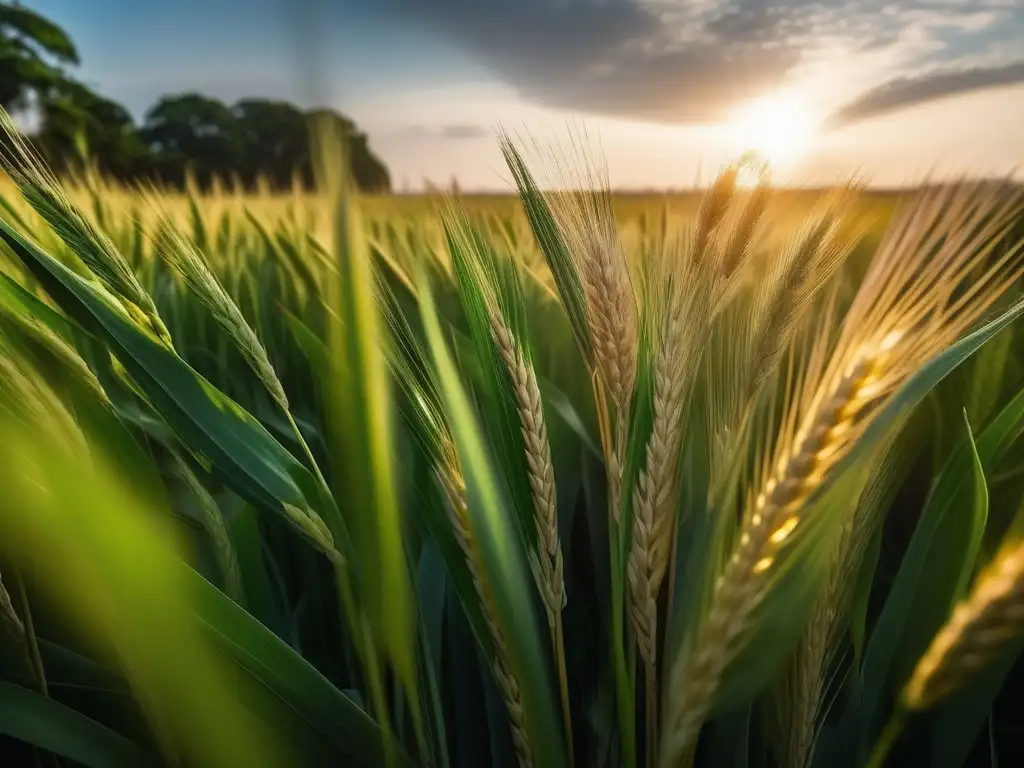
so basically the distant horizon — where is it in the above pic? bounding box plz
[392,174,1023,196]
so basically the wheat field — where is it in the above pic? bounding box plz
[2,119,1024,768]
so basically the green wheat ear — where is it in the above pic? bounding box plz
[0,109,173,348]
[151,215,289,410]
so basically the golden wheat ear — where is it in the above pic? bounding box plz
[519,128,639,531]
[703,186,860,506]
[903,539,1024,711]
[660,180,1024,763]
[529,127,638,412]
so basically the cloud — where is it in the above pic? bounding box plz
[394,124,490,140]
[438,124,490,139]
[384,0,802,122]
[830,59,1024,125]
[377,0,1023,124]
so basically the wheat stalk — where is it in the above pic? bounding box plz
[0,572,24,642]
[660,181,1024,765]
[903,539,1024,710]
[379,284,537,766]
[665,332,897,758]
[152,219,341,555]
[437,445,535,768]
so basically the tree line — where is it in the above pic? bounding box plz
[1,3,391,192]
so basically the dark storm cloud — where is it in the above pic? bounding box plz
[831,60,1024,125]
[382,0,803,123]
[371,0,1022,124]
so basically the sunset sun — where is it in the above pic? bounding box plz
[726,91,821,172]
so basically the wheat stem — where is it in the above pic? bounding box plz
[440,462,535,768]
[553,611,576,765]
[10,568,47,695]
[0,573,24,643]
[646,662,659,768]
[864,708,908,768]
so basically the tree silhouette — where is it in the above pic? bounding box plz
[34,80,149,179]
[0,3,79,111]
[140,93,244,187]
[233,98,309,188]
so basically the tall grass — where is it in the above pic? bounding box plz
[3,108,1024,768]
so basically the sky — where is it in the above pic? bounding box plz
[26,0,1024,190]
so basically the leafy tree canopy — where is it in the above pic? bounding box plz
[1,3,390,193]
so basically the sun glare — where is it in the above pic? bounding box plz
[726,92,820,172]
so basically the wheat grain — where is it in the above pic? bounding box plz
[490,316,564,617]
[628,235,711,667]
[903,540,1024,710]
[281,501,342,565]
[579,230,638,411]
